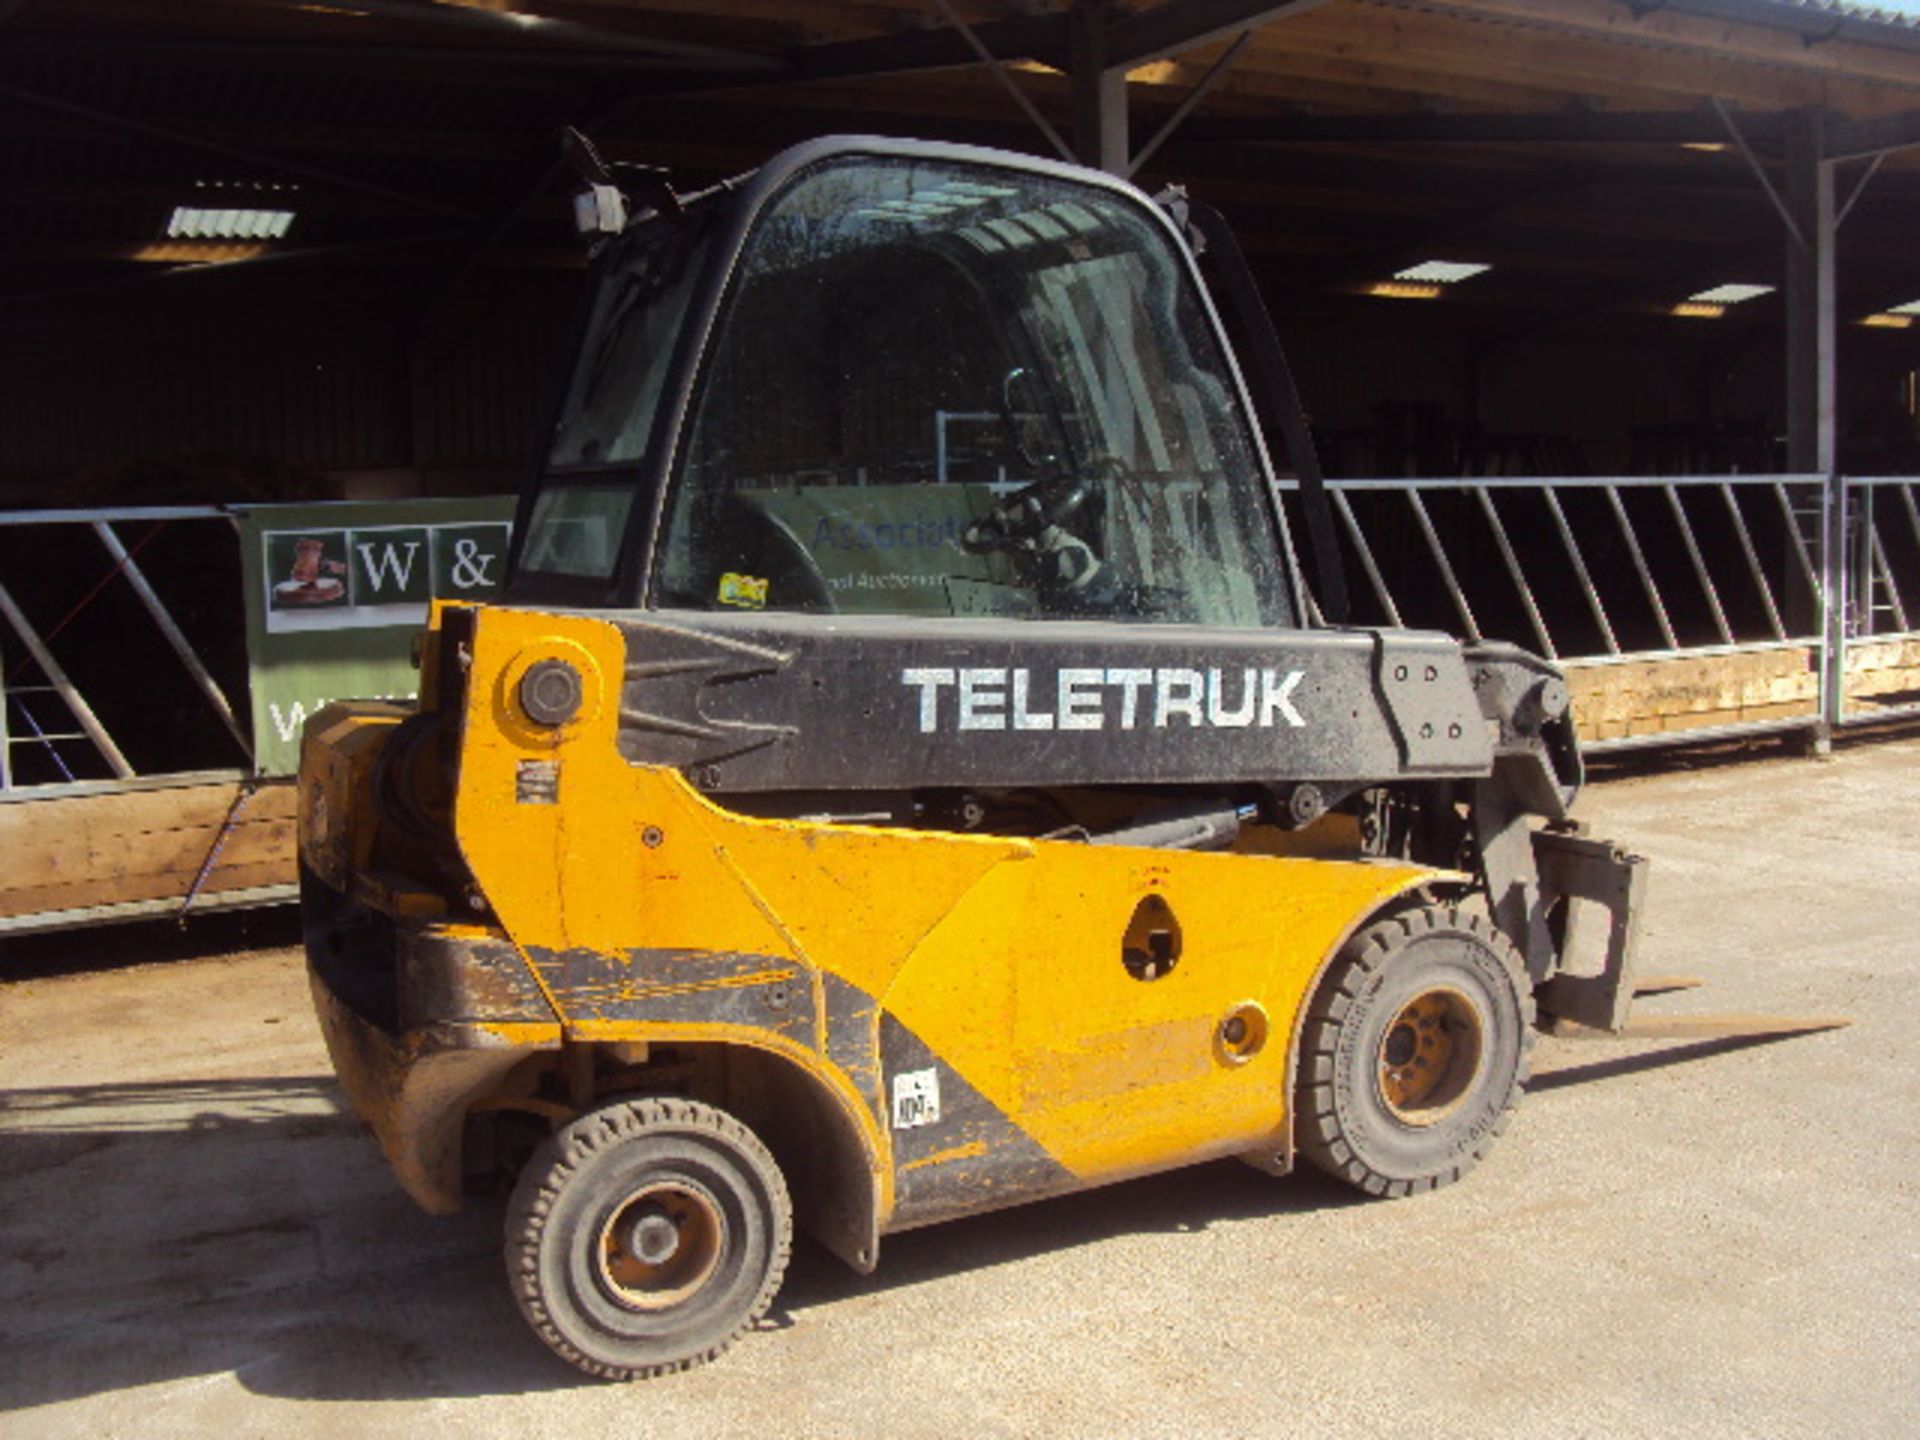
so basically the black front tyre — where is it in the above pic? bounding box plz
[1294,904,1533,1198]
[505,1097,792,1380]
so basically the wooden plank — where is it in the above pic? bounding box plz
[1438,0,1920,93]
[1236,5,1905,116]
[1844,637,1920,701]
[0,780,299,921]
[0,779,295,843]
[1735,699,1820,725]
[1566,650,1822,741]
[0,815,295,893]
[0,859,297,920]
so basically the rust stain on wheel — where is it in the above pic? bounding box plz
[1376,986,1485,1125]
[597,1181,727,1312]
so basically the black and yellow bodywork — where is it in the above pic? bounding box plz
[299,135,1647,1379]
[305,602,1447,1245]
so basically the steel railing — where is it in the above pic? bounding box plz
[0,504,248,795]
[4,478,1917,789]
[1280,472,1920,751]
[1837,476,1920,730]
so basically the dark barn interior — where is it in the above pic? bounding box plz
[0,0,1917,932]
[2,0,1915,509]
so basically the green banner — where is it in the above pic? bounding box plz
[239,497,516,775]
[745,485,1018,616]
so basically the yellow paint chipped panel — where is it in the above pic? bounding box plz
[1015,1016,1216,1102]
[444,604,1438,1215]
[898,1141,989,1173]
[475,1020,565,1046]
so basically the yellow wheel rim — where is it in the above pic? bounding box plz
[596,1181,726,1312]
[1376,986,1485,1126]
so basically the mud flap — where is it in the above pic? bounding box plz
[1531,828,1650,1033]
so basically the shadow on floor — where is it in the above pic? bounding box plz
[0,905,304,981]
[6,1016,1836,1409]
[0,1075,1363,1408]
[1529,1029,1829,1092]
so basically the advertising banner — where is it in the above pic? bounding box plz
[746,484,1015,615]
[238,498,515,775]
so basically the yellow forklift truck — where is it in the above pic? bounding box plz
[299,134,1647,1379]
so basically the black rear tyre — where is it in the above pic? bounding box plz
[1294,903,1533,1197]
[505,1097,792,1380]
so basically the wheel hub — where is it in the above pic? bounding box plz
[1376,985,1485,1126]
[597,1181,726,1311]
[621,1209,683,1266]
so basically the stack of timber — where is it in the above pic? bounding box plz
[1566,636,1920,741]
[0,777,297,932]
[1843,637,1920,713]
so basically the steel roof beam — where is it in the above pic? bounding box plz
[929,0,1073,162]
[1824,109,1920,161]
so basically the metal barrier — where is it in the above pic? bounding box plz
[0,504,250,795]
[1284,473,1920,752]
[4,479,1918,791]
[1841,477,1920,729]
[0,497,513,934]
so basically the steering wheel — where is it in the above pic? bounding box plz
[959,475,1091,556]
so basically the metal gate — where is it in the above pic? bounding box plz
[1279,473,1920,751]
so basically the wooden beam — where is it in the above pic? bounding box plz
[1122,46,1570,115]
[0,779,297,922]
[1239,5,1893,115]
[1184,109,1790,146]
[1421,0,1920,91]
[786,11,1068,82]
[1104,0,1338,68]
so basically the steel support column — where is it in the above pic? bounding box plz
[1786,113,1837,478]
[1070,0,1128,175]
[1784,112,1842,749]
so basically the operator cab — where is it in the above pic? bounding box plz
[510,138,1302,630]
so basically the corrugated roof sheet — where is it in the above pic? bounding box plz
[1795,1,1920,26]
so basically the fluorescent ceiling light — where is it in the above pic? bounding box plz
[168,206,295,240]
[1369,282,1443,301]
[1861,314,1913,330]
[1672,302,1727,319]
[1687,283,1773,305]
[1392,260,1490,285]
[1888,299,1920,316]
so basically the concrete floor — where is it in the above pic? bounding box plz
[4,737,1918,1438]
